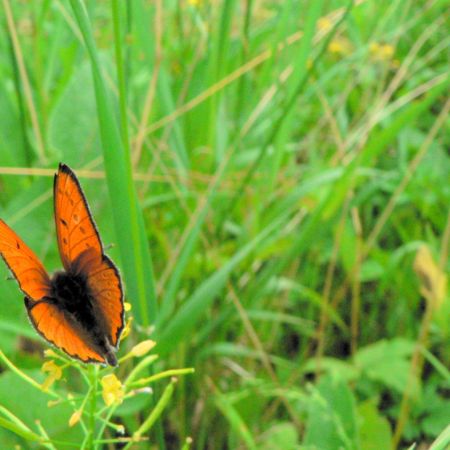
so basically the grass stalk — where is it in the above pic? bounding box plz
[69,0,156,324]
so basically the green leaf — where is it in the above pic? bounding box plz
[304,373,359,450]
[259,422,299,450]
[0,370,81,444]
[214,389,257,450]
[355,339,418,395]
[358,399,392,450]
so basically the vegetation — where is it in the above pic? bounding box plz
[0,0,448,448]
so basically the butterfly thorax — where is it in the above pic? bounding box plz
[50,271,96,326]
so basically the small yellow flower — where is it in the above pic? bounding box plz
[381,45,394,59]
[41,361,62,391]
[121,316,133,340]
[369,42,395,61]
[124,302,132,312]
[328,37,353,56]
[69,410,82,427]
[317,17,332,32]
[131,340,156,357]
[188,0,200,6]
[101,374,125,406]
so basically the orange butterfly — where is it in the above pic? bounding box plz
[0,164,124,366]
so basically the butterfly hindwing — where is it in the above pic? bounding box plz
[87,255,124,347]
[25,298,105,363]
[0,219,51,300]
[71,248,124,347]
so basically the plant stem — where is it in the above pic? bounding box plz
[87,365,98,450]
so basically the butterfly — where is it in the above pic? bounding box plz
[0,163,124,366]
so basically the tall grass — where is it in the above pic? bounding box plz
[69,0,156,325]
[0,0,448,448]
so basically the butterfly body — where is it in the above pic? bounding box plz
[0,164,124,366]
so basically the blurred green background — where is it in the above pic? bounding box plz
[0,0,448,448]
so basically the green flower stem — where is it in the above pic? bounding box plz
[129,368,195,388]
[0,350,58,398]
[35,420,57,450]
[123,354,159,386]
[0,417,44,442]
[84,365,99,450]
[124,378,177,449]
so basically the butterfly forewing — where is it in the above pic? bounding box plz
[54,164,102,271]
[0,219,51,300]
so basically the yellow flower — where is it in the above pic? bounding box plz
[369,42,395,61]
[41,361,62,391]
[69,410,82,427]
[328,37,353,56]
[317,17,332,32]
[414,246,447,309]
[124,302,132,312]
[188,0,200,5]
[101,374,125,406]
[130,340,156,357]
[121,316,133,340]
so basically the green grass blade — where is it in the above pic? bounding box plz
[133,0,189,172]
[156,206,208,328]
[214,390,257,450]
[207,0,236,162]
[155,213,288,356]
[325,74,450,218]
[429,424,450,450]
[0,417,43,442]
[69,0,156,324]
